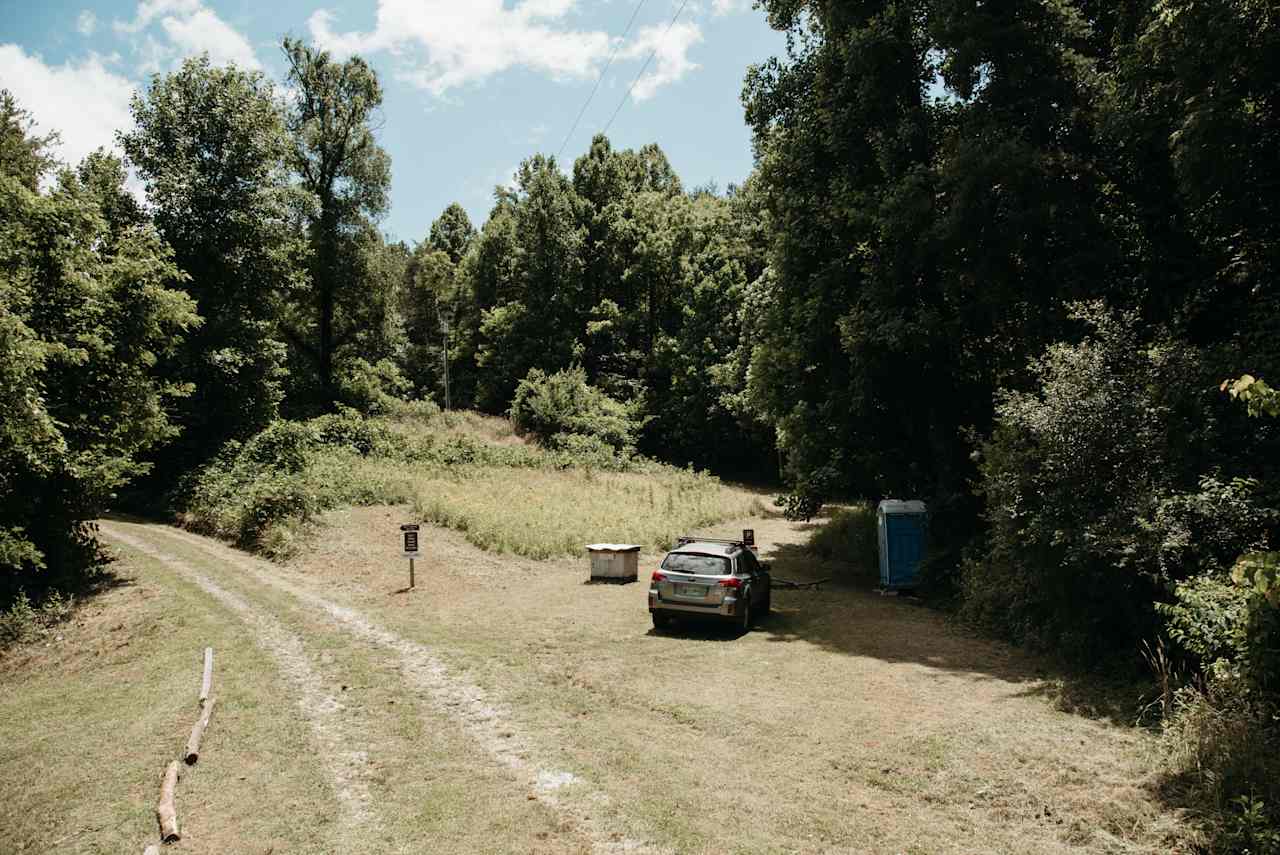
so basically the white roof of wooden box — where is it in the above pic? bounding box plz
[585,543,642,552]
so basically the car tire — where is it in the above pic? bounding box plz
[652,611,670,631]
[736,594,752,633]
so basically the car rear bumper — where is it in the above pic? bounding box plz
[649,591,741,618]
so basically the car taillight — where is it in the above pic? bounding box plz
[719,577,742,589]
[651,570,666,583]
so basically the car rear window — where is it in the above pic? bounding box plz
[661,553,730,576]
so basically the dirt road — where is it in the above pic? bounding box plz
[2,511,1192,853]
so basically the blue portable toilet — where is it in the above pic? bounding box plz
[877,499,928,589]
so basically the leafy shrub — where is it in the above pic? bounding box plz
[1160,575,1251,668]
[384,397,442,423]
[335,356,413,415]
[960,304,1231,662]
[509,366,642,455]
[311,408,407,457]
[544,432,629,469]
[238,420,319,472]
[1222,795,1280,855]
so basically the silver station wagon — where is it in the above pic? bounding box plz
[648,537,771,632]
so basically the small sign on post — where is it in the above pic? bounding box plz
[743,528,757,556]
[400,523,420,589]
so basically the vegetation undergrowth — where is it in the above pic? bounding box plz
[805,505,878,575]
[180,404,763,560]
[0,589,75,648]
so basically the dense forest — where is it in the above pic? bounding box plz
[2,0,1278,847]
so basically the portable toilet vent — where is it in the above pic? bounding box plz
[877,500,928,590]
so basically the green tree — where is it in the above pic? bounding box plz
[427,202,476,265]
[281,37,391,410]
[0,112,198,598]
[743,1,1131,534]
[400,244,461,403]
[121,56,295,476]
[474,155,584,410]
[0,89,58,191]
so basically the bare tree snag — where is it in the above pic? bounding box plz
[199,647,213,703]
[184,696,216,765]
[156,760,180,843]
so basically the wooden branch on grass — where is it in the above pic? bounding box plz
[156,761,181,843]
[184,696,216,765]
[199,647,213,703]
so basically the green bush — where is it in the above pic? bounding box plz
[509,366,642,455]
[335,356,413,415]
[1160,575,1251,668]
[959,305,1254,663]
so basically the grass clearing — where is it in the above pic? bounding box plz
[2,506,1197,853]
[410,465,765,558]
[275,506,1195,854]
[182,408,765,561]
[0,546,338,854]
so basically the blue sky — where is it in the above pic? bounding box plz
[0,0,786,242]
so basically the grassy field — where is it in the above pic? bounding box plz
[0,503,1199,853]
[0,413,1200,853]
[183,409,763,561]
[410,465,763,558]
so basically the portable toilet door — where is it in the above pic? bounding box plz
[877,500,928,589]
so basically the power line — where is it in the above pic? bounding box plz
[555,0,649,163]
[601,0,691,137]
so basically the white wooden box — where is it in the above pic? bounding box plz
[585,544,640,582]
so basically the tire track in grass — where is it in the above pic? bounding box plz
[99,524,377,840]
[151,524,665,855]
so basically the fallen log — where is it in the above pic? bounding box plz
[156,761,180,843]
[199,647,213,704]
[184,696,216,765]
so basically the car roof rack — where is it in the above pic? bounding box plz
[675,536,746,549]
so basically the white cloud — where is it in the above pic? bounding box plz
[115,0,260,71]
[622,21,702,101]
[77,10,98,36]
[115,0,201,33]
[308,0,614,97]
[711,0,753,15]
[159,8,260,69]
[0,45,136,171]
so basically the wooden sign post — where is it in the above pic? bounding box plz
[401,523,420,589]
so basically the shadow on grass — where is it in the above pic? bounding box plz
[752,540,1149,726]
[1,525,138,652]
